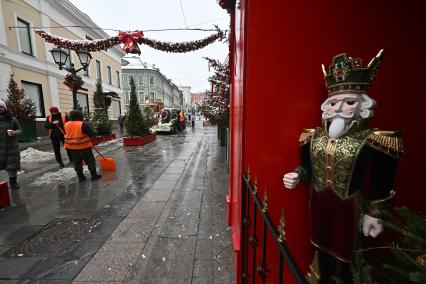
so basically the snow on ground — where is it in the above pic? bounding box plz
[97,138,123,147]
[32,167,90,186]
[20,147,55,163]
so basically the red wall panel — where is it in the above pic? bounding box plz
[229,0,426,283]
[228,0,248,279]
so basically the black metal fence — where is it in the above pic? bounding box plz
[241,173,308,284]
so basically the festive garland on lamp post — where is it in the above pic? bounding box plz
[63,73,84,91]
[34,29,225,55]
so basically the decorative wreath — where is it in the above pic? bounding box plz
[63,73,84,91]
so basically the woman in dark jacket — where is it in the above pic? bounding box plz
[0,100,22,190]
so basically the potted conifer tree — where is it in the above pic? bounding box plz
[91,80,114,144]
[5,74,36,142]
[123,77,156,146]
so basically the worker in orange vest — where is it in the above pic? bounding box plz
[45,106,72,168]
[64,110,101,182]
[178,111,185,132]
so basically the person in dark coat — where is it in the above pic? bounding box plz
[64,110,101,182]
[0,100,22,190]
[118,115,124,132]
[45,106,72,167]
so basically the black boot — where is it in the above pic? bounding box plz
[59,161,65,168]
[91,173,102,181]
[78,175,86,183]
[9,177,20,190]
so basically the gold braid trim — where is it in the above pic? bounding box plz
[365,130,404,159]
[367,190,396,218]
[299,128,316,146]
[293,166,308,183]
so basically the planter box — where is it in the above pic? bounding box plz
[123,133,156,146]
[0,181,10,208]
[91,134,116,145]
[18,120,37,142]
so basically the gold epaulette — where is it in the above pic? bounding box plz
[299,128,316,146]
[366,130,404,159]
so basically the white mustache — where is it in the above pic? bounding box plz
[325,112,354,119]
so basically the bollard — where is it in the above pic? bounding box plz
[0,181,11,208]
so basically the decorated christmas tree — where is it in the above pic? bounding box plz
[92,80,112,136]
[125,77,145,137]
[339,207,426,283]
[379,207,426,283]
[5,73,35,122]
[142,105,158,135]
[199,57,230,126]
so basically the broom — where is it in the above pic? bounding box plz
[92,146,116,171]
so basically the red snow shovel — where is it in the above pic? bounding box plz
[93,147,116,171]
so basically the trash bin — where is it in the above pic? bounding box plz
[18,120,37,142]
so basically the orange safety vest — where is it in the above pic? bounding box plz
[48,114,66,137]
[64,121,93,150]
[179,112,184,122]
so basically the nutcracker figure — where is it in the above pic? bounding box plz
[283,50,403,283]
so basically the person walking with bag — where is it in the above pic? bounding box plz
[64,110,101,182]
[0,100,22,190]
[45,106,72,167]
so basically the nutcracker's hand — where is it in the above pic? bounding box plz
[362,214,383,238]
[283,172,300,189]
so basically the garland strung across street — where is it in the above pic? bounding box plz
[34,28,225,55]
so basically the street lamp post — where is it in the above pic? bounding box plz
[50,47,92,110]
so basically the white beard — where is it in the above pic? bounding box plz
[328,117,348,139]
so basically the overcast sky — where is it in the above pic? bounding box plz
[68,0,229,93]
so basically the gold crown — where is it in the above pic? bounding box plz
[322,49,384,96]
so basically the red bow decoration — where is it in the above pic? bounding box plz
[118,30,144,55]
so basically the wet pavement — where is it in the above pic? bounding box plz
[0,122,234,283]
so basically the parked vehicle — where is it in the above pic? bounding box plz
[151,108,179,134]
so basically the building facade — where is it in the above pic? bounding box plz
[0,0,124,135]
[178,85,191,111]
[121,56,183,111]
[191,91,207,107]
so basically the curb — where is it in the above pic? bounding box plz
[17,142,124,184]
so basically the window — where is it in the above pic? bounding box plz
[21,81,44,117]
[138,75,144,85]
[96,60,102,81]
[116,71,120,88]
[77,93,89,113]
[17,18,33,55]
[83,66,89,77]
[124,91,130,104]
[138,91,144,104]
[112,100,121,118]
[128,75,133,84]
[64,48,71,69]
[149,76,154,85]
[149,92,154,101]
[84,37,92,77]
[107,66,112,85]
[84,60,89,77]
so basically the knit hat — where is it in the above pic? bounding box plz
[69,110,84,121]
[49,106,59,113]
[0,100,6,110]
